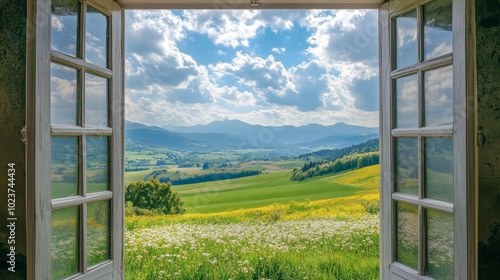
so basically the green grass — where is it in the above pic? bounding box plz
[125,218,379,280]
[173,170,365,214]
[241,164,267,171]
[274,160,305,169]
[125,169,153,185]
[125,151,160,160]
[124,165,381,279]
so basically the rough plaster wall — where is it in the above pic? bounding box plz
[477,0,500,278]
[0,0,27,279]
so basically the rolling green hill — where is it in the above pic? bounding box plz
[172,164,380,214]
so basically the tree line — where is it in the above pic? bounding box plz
[290,152,379,181]
[300,138,379,162]
[144,168,262,185]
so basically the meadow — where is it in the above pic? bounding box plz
[124,165,381,279]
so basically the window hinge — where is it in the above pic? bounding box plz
[21,126,27,146]
[477,130,484,147]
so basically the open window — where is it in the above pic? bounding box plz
[27,0,123,279]
[379,0,476,279]
[22,0,479,279]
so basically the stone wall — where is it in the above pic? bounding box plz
[476,0,500,278]
[0,0,27,278]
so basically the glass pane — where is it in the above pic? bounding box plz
[51,63,78,126]
[51,206,79,280]
[424,66,453,127]
[396,138,419,196]
[51,137,79,199]
[87,136,109,193]
[85,73,108,127]
[397,202,419,270]
[425,138,454,202]
[426,209,454,279]
[87,200,110,267]
[395,9,418,69]
[424,0,453,60]
[85,5,108,68]
[51,0,79,56]
[395,74,419,128]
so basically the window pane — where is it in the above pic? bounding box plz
[85,5,108,68]
[395,74,419,128]
[395,9,418,69]
[87,136,109,193]
[425,138,454,202]
[424,0,453,60]
[51,137,79,199]
[51,63,78,126]
[51,206,80,280]
[85,73,108,127]
[424,66,453,127]
[87,200,110,267]
[396,202,419,270]
[51,0,79,56]
[395,137,419,196]
[427,209,454,279]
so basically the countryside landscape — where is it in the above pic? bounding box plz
[122,119,381,279]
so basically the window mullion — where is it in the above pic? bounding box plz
[417,5,423,64]
[417,132,425,275]
[81,134,87,274]
[82,135,87,197]
[51,127,113,136]
[390,54,453,80]
[51,192,114,210]
[416,3,425,270]
[82,202,88,274]
[80,0,87,61]
[51,51,113,78]
[418,205,426,275]
[81,69,86,127]
[418,70,424,129]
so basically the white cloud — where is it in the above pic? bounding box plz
[272,47,286,54]
[51,15,64,32]
[304,10,378,77]
[124,10,380,127]
[210,52,295,97]
[182,10,264,48]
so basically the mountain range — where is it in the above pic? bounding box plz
[125,119,378,153]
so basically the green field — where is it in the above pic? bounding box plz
[124,169,154,185]
[173,170,365,213]
[125,165,380,279]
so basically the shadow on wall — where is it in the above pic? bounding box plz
[476,0,500,279]
[0,0,28,279]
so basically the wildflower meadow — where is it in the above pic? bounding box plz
[124,165,381,279]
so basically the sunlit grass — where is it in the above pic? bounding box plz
[124,165,380,279]
[125,216,379,280]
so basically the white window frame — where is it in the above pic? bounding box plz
[26,0,123,279]
[23,0,478,279]
[379,0,477,279]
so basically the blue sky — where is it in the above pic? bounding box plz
[124,9,379,127]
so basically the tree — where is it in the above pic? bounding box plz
[125,178,185,214]
[202,162,210,170]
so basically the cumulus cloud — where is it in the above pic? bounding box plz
[182,10,264,48]
[180,10,306,48]
[51,15,64,32]
[304,10,378,72]
[303,10,379,112]
[272,47,286,54]
[124,9,380,127]
[210,52,295,96]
